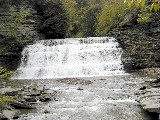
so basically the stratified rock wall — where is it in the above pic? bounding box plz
[0,1,38,70]
[108,13,160,71]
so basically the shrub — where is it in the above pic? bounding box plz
[0,95,15,106]
[0,67,13,79]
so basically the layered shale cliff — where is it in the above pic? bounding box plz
[108,13,160,72]
[0,1,38,70]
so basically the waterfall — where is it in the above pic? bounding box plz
[13,37,126,79]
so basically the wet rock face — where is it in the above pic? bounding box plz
[137,78,160,119]
[9,101,34,109]
[139,68,160,78]
[108,13,160,71]
[0,34,23,70]
[0,2,37,70]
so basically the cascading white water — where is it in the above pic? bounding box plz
[13,37,126,79]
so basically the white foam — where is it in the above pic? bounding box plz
[12,37,126,79]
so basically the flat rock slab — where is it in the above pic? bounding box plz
[143,104,160,113]
[138,79,160,115]
[56,78,93,85]
[2,110,15,118]
[9,101,34,109]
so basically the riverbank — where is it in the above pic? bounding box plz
[137,68,160,120]
[0,79,57,119]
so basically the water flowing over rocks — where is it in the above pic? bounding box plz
[12,37,126,79]
[9,76,152,120]
[8,37,156,119]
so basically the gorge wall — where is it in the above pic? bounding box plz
[0,1,38,70]
[108,13,160,72]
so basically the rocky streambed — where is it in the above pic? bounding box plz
[0,74,159,120]
[137,78,160,120]
[0,80,58,120]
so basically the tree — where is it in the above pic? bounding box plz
[84,5,100,37]
[124,0,160,12]
[31,0,68,39]
[96,0,128,36]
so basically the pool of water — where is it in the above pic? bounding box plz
[11,74,153,120]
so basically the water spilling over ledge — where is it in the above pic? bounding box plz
[12,37,126,79]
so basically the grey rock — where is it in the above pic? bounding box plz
[143,103,160,113]
[2,110,15,119]
[77,88,84,90]
[0,87,15,94]
[139,86,146,90]
[9,101,34,109]
[29,92,41,97]
[5,91,18,96]
[0,113,9,120]
[24,97,37,102]
[138,85,160,115]
[152,78,160,83]
[39,97,51,102]
[13,115,19,119]
[44,110,50,114]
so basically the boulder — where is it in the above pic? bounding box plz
[152,78,160,83]
[24,97,37,102]
[9,101,34,109]
[139,86,146,90]
[143,103,160,113]
[39,97,51,102]
[5,91,18,96]
[2,110,15,119]
[137,81,160,118]
[0,113,9,120]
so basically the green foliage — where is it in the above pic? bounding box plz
[62,0,129,37]
[84,5,101,37]
[1,4,33,40]
[0,67,13,79]
[96,0,128,36]
[31,0,68,39]
[0,95,15,106]
[137,12,151,23]
[124,0,160,12]
[61,0,88,37]
[0,0,158,39]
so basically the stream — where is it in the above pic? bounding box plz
[11,37,153,120]
[13,75,152,120]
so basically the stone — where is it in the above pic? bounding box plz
[152,78,160,83]
[39,97,51,102]
[139,86,146,90]
[0,113,9,120]
[9,101,34,109]
[5,91,18,96]
[13,116,19,119]
[153,84,160,88]
[28,92,41,97]
[143,103,160,113]
[53,98,59,101]
[77,88,84,90]
[0,87,15,94]
[44,110,50,114]
[43,90,57,95]
[2,110,15,119]
[24,97,37,102]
